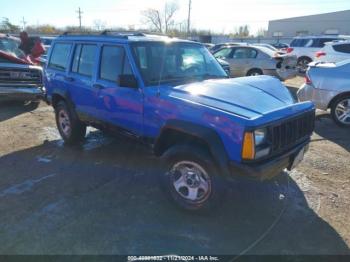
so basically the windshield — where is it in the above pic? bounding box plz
[0,37,26,59]
[131,41,227,86]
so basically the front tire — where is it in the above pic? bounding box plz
[55,101,86,145]
[331,95,350,128]
[161,145,225,212]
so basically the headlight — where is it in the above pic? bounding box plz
[254,128,267,146]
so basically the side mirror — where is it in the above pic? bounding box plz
[118,74,138,88]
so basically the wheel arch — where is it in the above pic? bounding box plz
[246,68,263,76]
[154,120,231,177]
[328,91,350,109]
[297,56,312,63]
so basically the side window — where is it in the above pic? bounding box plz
[48,43,72,71]
[233,48,257,59]
[333,44,350,54]
[78,45,97,77]
[99,46,133,82]
[214,48,232,59]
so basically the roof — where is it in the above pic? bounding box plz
[269,9,350,23]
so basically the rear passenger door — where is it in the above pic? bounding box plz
[68,43,99,119]
[93,45,143,136]
[230,47,258,77]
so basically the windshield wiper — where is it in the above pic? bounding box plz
[198,74,228,80]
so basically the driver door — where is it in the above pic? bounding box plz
[93,45,143,136]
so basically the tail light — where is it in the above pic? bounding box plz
[315,51,326,58]
[286,47,294,53]
[305,73,312,85]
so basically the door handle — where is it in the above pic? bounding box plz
[65,76,75,82]
[93,84,105,90]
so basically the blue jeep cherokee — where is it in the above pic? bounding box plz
[44,32,315,211]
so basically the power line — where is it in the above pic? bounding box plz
[76,7,83,29]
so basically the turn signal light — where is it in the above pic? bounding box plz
[242,132,255,160]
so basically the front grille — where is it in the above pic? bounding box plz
[270,111,315,154]
[0,68,42,85]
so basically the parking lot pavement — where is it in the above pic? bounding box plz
[0,94,349,255]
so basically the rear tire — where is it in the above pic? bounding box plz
[55,101,86,145]
[331,95,350,128]
[160,144,225,213]
[247,69,263,76]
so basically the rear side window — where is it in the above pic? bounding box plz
[48,43,72,71]
[333,44,350,54]
[232,48,257,59]
[72,44,97,77]
[290,38,311,47]
[99,46,133,82]
[312,38,338,48]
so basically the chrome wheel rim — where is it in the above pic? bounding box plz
[169,161,211,203]
[335,99,350,125]
[250,72,261,76]
[58,109,71,136]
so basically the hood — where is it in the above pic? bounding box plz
[168,75,295,119]
[0,51,32,65]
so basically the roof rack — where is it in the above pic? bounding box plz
[60,30,150,39]
[100,30,146,37]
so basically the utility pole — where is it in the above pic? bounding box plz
[76,7,83,30]
[21,17,27,31]
[187,0,192,36]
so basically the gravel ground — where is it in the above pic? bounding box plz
[0,77,349,256]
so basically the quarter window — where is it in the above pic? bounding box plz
[333,44,350,54]
[48,43,72,71]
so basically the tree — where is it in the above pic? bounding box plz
[141,9,163,33]
[93,19,106,31]
[0,18,20,33]
[141,1,179,33]
[233,25,250,38]
[164,1,179,33]
[256,28,267,37]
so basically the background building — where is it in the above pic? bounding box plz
[268,10,350,38]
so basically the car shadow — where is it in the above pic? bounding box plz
[314,113,350,152]
[0,101,40,122]
[0,130,349,255]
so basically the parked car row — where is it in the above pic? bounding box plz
[287,35,350,72]
[212,44,297,80]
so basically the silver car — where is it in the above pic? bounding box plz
[297,60,350,127]
[213,45,297,80]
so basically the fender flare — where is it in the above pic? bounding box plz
[154,120,231,177]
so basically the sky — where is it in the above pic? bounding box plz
[1,0,349,34]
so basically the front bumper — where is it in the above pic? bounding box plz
[0,86,44,102]
[229,140,309,181]
[297,84,338,111]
